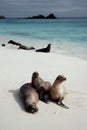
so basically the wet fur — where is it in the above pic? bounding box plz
[20,83,39,113]
[31,72,51,103]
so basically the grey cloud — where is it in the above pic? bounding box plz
[0,0,87,17]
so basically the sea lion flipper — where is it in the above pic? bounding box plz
[58,102,69,109]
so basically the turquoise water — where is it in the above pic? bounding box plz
[0,18,87,60]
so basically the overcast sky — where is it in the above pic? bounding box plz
[0,0,87,18]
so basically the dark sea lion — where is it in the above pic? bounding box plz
[8,40,35,50]
[8,40,21,46]
[18,45,35,50]
[31,72,51,103]
[36,44,51,53]
[50,75,69,109]
[20,83,39,113]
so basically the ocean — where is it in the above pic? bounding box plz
[0,18,87,60]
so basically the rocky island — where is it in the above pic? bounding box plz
[0,16,5,19]
[26,13,56,19]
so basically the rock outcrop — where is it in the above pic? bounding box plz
[0,16,5,19]
[46,14,56,19]
[27,14,56,19]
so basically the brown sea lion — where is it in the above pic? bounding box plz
[50,75,69,109]
[36,44,51,53]
[20,83,39,113]
[31,72,51,103]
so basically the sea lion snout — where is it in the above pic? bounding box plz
[56,75,67,82]
[31,107,38,113]
[32,72,39,78]
[25,104,38,113]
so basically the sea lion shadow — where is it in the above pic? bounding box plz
[9,89,25,112]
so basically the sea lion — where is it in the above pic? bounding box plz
[8,40,21,46]
[31,72,51,103]
[36,44,51,53]
[50,75,69,109]
[8,40,35,50]
[18,45,35,50]
[20,83,39,113]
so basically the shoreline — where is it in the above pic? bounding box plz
[1,41,87,61]
[0,17,87,61]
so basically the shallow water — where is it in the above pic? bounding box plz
[0,18,87,60]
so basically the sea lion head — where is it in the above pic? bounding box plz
[32,72,39,79]
[8,40,14,43]
[25,103,38,114]
[48,44,51,47]
[55,75,66,83]
[47,44,51,52]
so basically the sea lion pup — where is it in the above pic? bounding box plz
[50,75,69,109]
[31,72,51,103]
[20,83,39,113]
[36,44,51,53]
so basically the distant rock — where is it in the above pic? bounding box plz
[2,44,5,47]
[32,15,45,19]
[46,14,56,19]
[26,14,56,19]
[0,16,5,19]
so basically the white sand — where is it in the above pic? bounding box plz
[0,46,87,130]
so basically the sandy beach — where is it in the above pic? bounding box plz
[0,45,87,130]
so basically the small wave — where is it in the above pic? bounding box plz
[8,32,30,37]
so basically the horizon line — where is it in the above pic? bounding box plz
[1,16,87,19]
